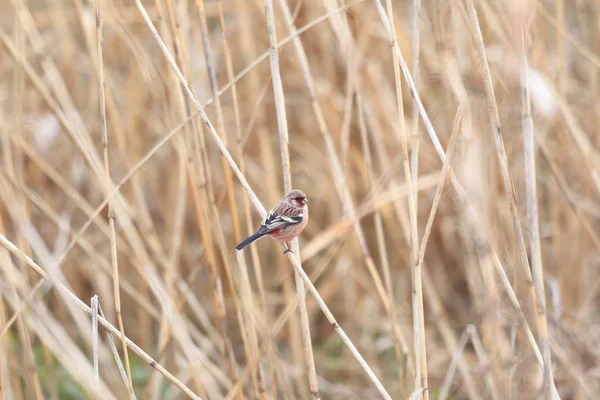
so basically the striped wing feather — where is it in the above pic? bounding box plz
[258,202,303,234]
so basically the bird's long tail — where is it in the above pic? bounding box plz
[235,232,266,250]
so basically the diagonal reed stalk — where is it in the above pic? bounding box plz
[0,233,203,400]
[135,2,391,398]
[3,2,596,398]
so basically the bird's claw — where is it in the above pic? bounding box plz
[283,248,293,255]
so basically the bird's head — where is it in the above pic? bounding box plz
[287,189,308,208]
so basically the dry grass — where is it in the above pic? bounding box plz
[0,0,599,399]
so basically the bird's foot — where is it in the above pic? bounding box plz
[283,247,293,255]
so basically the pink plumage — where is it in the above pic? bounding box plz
[235,190,309,251]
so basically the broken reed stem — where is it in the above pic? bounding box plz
[135,2,391,398]
[95,1,135,397]
[0,233,203,400]
[97,303,136,396]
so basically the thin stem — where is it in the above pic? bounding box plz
[268,0,320,397]
[520,18,556,400]
[0,233,203,400]
[135,2,391,397]
[95,1,135,396]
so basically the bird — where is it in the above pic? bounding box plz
[235,189,309,251]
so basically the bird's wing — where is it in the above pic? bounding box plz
[258,203,303,234]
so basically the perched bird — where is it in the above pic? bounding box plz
[235,189,309,251]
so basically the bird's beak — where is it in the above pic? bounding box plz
[302,198,308,205]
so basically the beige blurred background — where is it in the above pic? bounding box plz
[0,0,598,399]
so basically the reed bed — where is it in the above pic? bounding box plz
[0,0,599,399]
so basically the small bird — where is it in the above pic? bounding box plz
[235,189,309,251]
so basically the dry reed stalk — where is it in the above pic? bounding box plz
[8,2,129,217]
[301,168,440,262]
[519,17,556,400]
[232,3,281,397]
[0,201,116,399]
[1,288,119,399]
[380,0,428,396]
[155,140,189,396]
[97,302,137,397]
[443,43,513,389]
[217,1,276,397]
[422,268,481,400]
[371,3,527,397]
[2,6,184,372]
[2,1,598,398]
[224,271,346,400]
[467,326,499,399]
[537,5,600,70]
[327,6,415,389]
[0,219,45,400]
[0,232,204,400]
[223,241,339,399]
[0,288,7,400]
[462,0,538,314]
[135,2,391,397]
[195,0,241,243]
[277,3,410,396]
[413,106,464,398]
[267,0,320,398]
[357,94,407,393]
[9,181,158,315]
[536,137,600,314]
[147,269,227,399]
[488,219,563,399]
[415,107,461,289]
[95,1,136,396]
[1,11,44,400]
[410,0,421,210]
[196,0,266,396]
[0,112,195,339]
[157,2,244,396]
[458,3,551,394]
[361,68,417,380]
[183,149,228,398]
[91,295,100,397]
[92,5,166,276]
[377,6,507,393]
[438,327,470,400]
[2,184,132,358]
[0,268,24,400]
[8,8,218,388]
